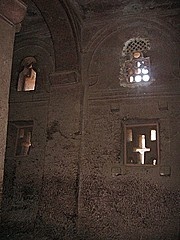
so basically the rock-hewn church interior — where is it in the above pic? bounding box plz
[0,0,180,239]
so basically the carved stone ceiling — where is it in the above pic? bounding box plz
[22,0,180,24]
[74,0,180,18]
[18,0,180,37]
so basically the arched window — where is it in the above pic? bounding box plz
[17,57,37,91]
[120,38,152,86]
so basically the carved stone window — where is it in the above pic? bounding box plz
[13,121,33,156]
[17,57,37,91]
[125,52,150,83]
[124,122,159,165]
[120,38,152,87]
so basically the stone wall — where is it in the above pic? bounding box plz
[0,0,26,208]
[1,1,180,240]
[78,10,180,240]
[78,97,179,239]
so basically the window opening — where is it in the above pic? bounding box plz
[121,38,152,86]
[16,127,32,156]
[151,130,156,141]
[134,134,150,165]
[17,57,37,91]
[124,123,159,165]
[127,129,133,142]
[12,121,33,156]
[125,52,150,83]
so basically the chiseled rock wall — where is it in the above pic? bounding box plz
[78,10,180,240]
[1,1,180,239]
[78,99,179,240]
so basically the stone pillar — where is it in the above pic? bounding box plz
[0,0,26,204]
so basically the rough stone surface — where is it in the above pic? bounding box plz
[0,1,26,205]
[1,0,180,239]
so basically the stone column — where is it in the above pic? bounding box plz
[0,0,26,204]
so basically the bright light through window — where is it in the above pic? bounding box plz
[17,57,37,92]
[124,50,151,84]
[137,62,141,67]
[143,75,150,81]
[124,123,159,165]
[135,75,141,82]
[151,130,156,141]
[130,76,134,82]
[142,68,149,74]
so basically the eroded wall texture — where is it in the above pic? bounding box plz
[78,6,180,240]
[1,0,180,240]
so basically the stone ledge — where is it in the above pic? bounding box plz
[49,71,79,86]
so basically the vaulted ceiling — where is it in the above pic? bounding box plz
[22,0,180,23]
[75,0,180,18]
[18,0,180,43]
[13,0,179,75]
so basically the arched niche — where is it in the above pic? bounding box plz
[87,18,179,91]
[17,56,37,92]
[10,43,54,94]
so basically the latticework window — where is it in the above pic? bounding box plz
[125,53,150,83]
[122,38,150,56]
[121,38,152,85]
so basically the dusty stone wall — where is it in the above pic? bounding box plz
[33,83,82,240]
[2,96,49,232]
[1,1,180,240]
[78,12,180,240]
[2,80,82,240]
[0,0,27,208]
[0,18,15,205]
[1,1,82,238]
[78,98,179,240]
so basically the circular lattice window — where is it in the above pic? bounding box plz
[122,38,150,56]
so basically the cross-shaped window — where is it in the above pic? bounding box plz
[124,123,159,165]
